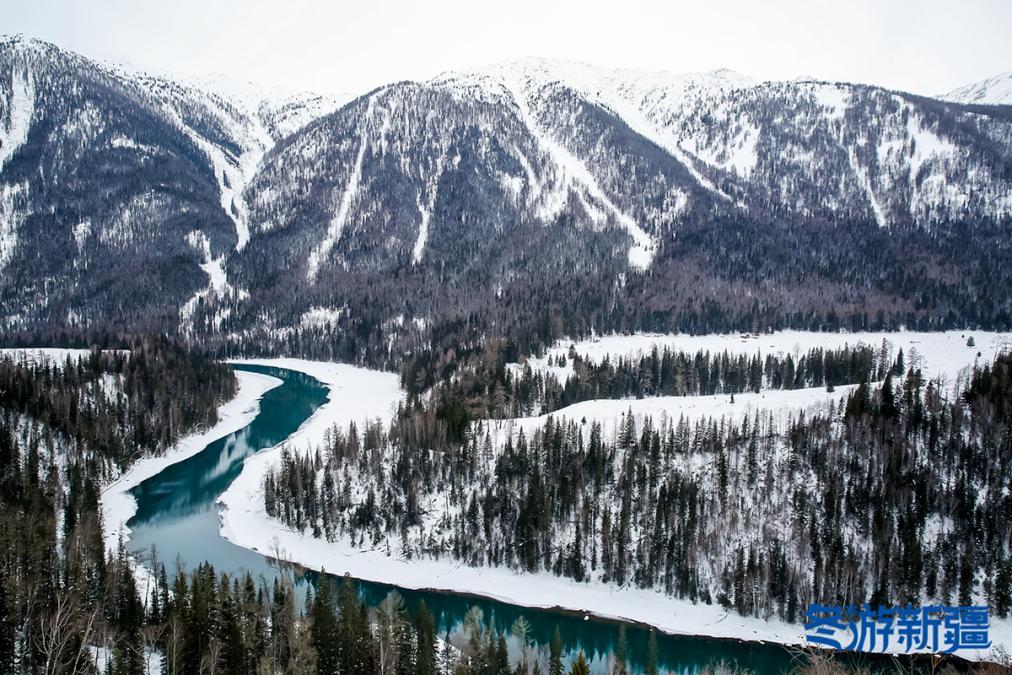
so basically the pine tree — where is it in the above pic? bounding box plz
[337,576,374,673]
[311,576,340,674]
[0,577,12,675]
[995,557,1012,618]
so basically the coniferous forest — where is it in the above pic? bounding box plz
[0,337,235,673]
[265,354,1012,629]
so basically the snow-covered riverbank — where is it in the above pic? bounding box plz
[216,347,1012,663]
[101,369,282,555]
[225,357,403,448]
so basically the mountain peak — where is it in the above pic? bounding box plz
[942,69,1012,105]
[436,57,755,90]
[0,33,56,55]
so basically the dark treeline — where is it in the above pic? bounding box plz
[0,336,236,674]
[399,340,891,442]
[266,354,1012,630]
[11,216,1012,409]
[201,215,1012,391]
[494,343,885,418]
[0,335,237,469]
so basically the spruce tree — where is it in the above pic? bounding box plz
[310,576,340,674]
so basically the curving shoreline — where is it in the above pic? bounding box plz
[100,369,282,556]
[215,357,1012,664]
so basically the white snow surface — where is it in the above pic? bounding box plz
[487,385,861,451]
[522,330,1011,383]
[498,330,1010,445]
[0,347,94,365]
[101,370,281,556]
[0,66,34,176]
[300,305,346,329]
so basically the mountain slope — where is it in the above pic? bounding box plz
[3,41,1012,362]
[0,36,344,337]
[943,69,1012,106]
[482,59,1012,228]
[0,34,235,334]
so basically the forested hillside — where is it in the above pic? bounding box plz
[0,337,236,673]
[264,353,1012,627]
[403,341,886,423]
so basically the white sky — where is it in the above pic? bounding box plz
[5,0,1011,97]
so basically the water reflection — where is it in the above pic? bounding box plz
[125,365,945,674]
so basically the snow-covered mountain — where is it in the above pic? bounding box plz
[229,57,1012,296]
[115,66,354,250]
[943,69,1012,106]
[439,58,1012,228]
[2,39,1012,352]
[0,35,347,334]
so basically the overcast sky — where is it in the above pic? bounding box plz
[5,0,1011,96]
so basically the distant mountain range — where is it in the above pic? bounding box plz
[1,35,1010,361]
[943,69,1012,105]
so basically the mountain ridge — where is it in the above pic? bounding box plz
[943,69,1012,106]
[2,35,1012,366]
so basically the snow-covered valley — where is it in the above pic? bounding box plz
[212,331,1012,662]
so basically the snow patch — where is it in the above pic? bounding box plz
[0,180,29,269]
[179,230,233,331]
[0,347,95,366]
[73,220,92,252]
[412,153,445,265]
[307,95,376,282]
[300,306,345,329]
[848,146,887,227]
[500,75,657,270]
[943,69,1012,106]
[0,67,34,175]
[521,330,1010,388]
[491,385,858,450]
[812,84,849,120]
